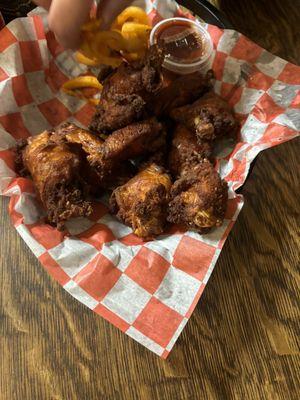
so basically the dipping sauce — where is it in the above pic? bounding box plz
[156,20,204,63]
[150,18,213,75]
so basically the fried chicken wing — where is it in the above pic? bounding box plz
[110,163,172,239]
[52,122,135,190]
[168,161,228,233]
[21,130,93,230]
[52,122,103,155]
[152,70,214,116]
[101,45,164,101]
[90,45,165,134]
[89,94,146,134]
[170,91,238,142]
[92,118,166,180]
[168,125,212,178]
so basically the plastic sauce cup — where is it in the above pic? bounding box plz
[150,17,213,75]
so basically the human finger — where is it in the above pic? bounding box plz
[97,0,133,30]
[48,0,93,49]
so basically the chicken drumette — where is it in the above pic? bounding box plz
[91,118,166,181]
[89,45,165,134]
[110,163,172,239]
[170,91,238,142]
[168,124,212,178]
[19,129,93,230]
[89,94,147,135]
[153,70,214,116]
[168,161,228,233]
[52,122,103,159]
[52,122,136,191]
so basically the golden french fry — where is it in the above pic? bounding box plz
[77,8,151,68]
[62,76,103,91]
[87,31,124,65]
[92,31,126,53]
[121,22,151,52]
[123,37,147,53]
[81,18,101,32]
[80,39,97,59]
[62,88,100,106]
[81,42,123,68]
[111,7,149,30]
[72,94,99,106]
[84,31,125,67]
[122,22,151,36]
[75,52,102,66]
[88,98,100,106]
[62,88,80,98]
[93,54,123,68]
[122,50,145,62]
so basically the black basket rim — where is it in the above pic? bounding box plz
[178,0,233,29]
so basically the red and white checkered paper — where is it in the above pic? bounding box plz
[0,1,299,358]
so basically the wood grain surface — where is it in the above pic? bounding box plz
[0,1,299,399]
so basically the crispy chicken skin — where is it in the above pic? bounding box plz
[52,122,135,190]
[89,45,165,134]
[110,163,172,239]
[52,122,103,158]
[168,161,228,233]
[19,123,135,226]
[89,94,146,134]
[101,45,165,102]
[168,125,212,178]
[170,91,238,142]
[92,118,166,180]
[21,130,92,230]
[153,70,214,116]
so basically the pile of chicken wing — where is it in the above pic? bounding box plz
[17,45,238,239]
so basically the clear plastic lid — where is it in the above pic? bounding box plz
[150,18,213,75]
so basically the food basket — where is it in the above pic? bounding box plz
[0,0,299,358]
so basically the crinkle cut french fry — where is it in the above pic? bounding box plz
[81,18,101,32]
[95,55,123,68]
[121,22,151,52]
[123,37,148,53]
[62,7,152,102]
[62,76,103,91]
[62,88,100,106]
[87,31,125,66]
[78,7,151,66]
[122,50,146,62]
[92,31,126,52]
[111,6,149,31]
[80,39,97,59]
[122,22,151,36]
[75,52,102,66]
[88,98,100,106]
[62,88,80,97]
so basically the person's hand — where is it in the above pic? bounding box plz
[33,0,133,49]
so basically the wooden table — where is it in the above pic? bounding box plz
[0,1,299,399]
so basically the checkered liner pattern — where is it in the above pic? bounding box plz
[0,1,299,358]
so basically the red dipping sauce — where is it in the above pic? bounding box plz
[150,18,213,75]
[156,20,204,63]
